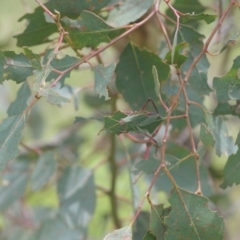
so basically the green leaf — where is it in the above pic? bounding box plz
[178,25,212,96]
[199,123,215,148]
[165,188,224,240]
[0,51,41,84]
[214,102,240,116]
[220,148,240,189]
[166,0,205,24]
[103,226,132,240]
[213,56,240,102]
[132,211,149,240]
[0,115,25,171]
[150,204,171,239]
[61,11,123,49]
[33,66,53,92]
[57,166,96,229]
[152,66,160,97]
[0,170,28,210]
[46,0,112,18]
[31,151,57,191]
[93,63,116,100]
[7,82,31,117]
[107,0,154,27]
[219,32,240,54]
[103,110,163,135]
[44,54,79,87]
[137,152,212,196]
[15,7,57,47]
[30,217,84,240]
[143,232,156,240]
[116,43,170,110]
[40,88,70,105]
[165,42,189,67]
[182,13,217,24]
[205,114,238,157]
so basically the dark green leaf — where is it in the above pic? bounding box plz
[150,204,171,239]
[31,151,57,191]
[0,51,41,84]
[166,0,205,24]
[178,25,212,95]
[7,82,31,117]
[165,42,188,67]
[213,56,240,102]
[44,53,79,87]
[220,148,240,189]
[165,188,224,240]
[199,123,215,148]
[103,111,163,135]
[93,63,115,100]
[107,0,154,27]
[205,114,238,157]
[182,13,217,24]
[15,7,57,47]
[61,11,124,49]
[116,43,170,110]
[46,0,112,18]
[132,211,149,240]
[0,115,25,171]
[57,166,96,229]
[214,102,240,116]
[103,227,132,240]
[143,232,156,240]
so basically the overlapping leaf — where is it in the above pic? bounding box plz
[116,43,170,111]
[103,111,163,134]
[61,11,124,49]
[177,25,212,96]
[0,50,41,84]
[107,0,154,27]
[57,166,96,229]
[199,123,215,148]
[205,114,238,157]
[165,188,224,240]
[93,63,116,100]
[31,151,57,191]
[182,13,217,24]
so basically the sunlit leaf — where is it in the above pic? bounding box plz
[57,166,96,229]
[0,115,25,171]
[61,11,124,49]
[31,151,57,191]
[7,82,31,117]
[39,88,70,105]
[213,56,240,102]
[116,43,170,110]
[182,13,217,24]
[165,188,224,240]
[219,32,240,54]
[220,148,240,189]
[103,226,132,240]
[93,63,116,100]
[107,0,154,27]
[205,114,238,157]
